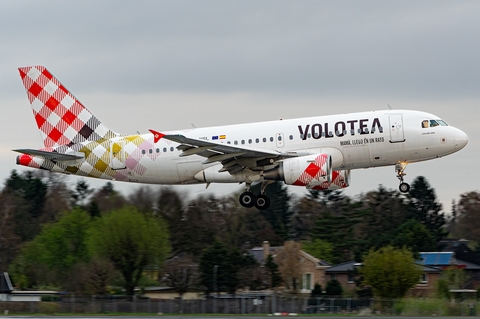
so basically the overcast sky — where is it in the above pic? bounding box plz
[0,1,478,211]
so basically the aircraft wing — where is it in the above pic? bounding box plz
[150,129,304,173]
[14,149,85,163]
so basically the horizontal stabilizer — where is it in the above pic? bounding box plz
[14,149,85,165]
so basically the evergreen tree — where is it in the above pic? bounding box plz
[199,242,245,294]
[359,185,409,252]
[4,170,48,241]
[302,238,334,263]
[325,279,343,296]
[391,219,436,254]
[70,180,94,208]
[310,194,365,263]
[311,283,323,297]
[265,254,282,289]
[256,182,292,240]
[407,176,447,243]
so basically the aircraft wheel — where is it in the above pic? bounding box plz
[255,194,271,210]
[239,192,256,208]
[399,182,410,193]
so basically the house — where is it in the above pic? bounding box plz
[142,286,203,299]
[324,261,360,295]
[249,241,330,294]
[419,251,480,289]
[325,260,442,297]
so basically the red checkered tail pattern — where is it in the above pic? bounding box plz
[18,66,118,148]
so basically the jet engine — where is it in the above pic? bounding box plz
[310,169,351,190]
[263,154,333,188]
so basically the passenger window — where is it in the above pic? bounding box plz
[234,140,238,145]
[156,148,159,153]
[170,147,174,152]
[278,136,282,141]
[255,138,259,143]
[248,139,252,144]
[241,140,245,144]
[422,120,429,128]
[142,150,146,154]
[270,137,274,142]
[163,148,167,152]
[289,135,293,140]
[263,137,267,142]
[149,149,152,154]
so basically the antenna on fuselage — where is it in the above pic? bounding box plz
[388,104,393,110]
[191,123,197,128]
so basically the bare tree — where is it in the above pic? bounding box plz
[128,185,158,213]
[161,254,198,299]
[453,191,480,244]
[276,241,301,292]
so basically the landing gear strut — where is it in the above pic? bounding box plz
[395,163,410,193]
[238,182,272,210]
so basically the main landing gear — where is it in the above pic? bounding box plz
[395,163,410,193]
[239,182,272,210]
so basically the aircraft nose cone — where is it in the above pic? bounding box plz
[455,129,468,150]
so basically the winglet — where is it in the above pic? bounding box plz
[149,129,165,143]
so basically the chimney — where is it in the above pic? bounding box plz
[262,241,270,262]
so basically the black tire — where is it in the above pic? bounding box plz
[255,194,271,210]
[239,192,256,208]
[399,182,410,193]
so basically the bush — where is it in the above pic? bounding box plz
[325,279,343,296]
[38,302,60,314]
[40,295,61,302]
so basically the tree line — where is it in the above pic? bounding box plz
[1,169,479,297]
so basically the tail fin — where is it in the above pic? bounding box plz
[18,66,118,148]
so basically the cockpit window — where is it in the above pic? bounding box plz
[422,119,448,128]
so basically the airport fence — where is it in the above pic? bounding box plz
[0,295,479,316]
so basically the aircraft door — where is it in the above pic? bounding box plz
[110,140,127,170]
[276,133,284,148]
[389,115,405,143]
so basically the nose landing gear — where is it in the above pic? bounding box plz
[396,163,410,193]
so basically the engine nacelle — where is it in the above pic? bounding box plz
[310,169,351,191]
[263,154,332,187]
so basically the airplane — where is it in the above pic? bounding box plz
[14,66,468,210]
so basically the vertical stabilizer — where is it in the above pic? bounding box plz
[18,66,118,148]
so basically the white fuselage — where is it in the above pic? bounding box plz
[96,109,466,185]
